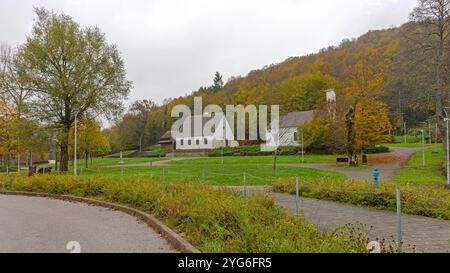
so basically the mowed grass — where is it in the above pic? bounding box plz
[41,154,345,185]
[88,156,167,167]
[394,145,446,185]
[79,163,346,185]
[175,154,340,165]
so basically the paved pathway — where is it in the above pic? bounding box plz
[232,186,450,253]
[0,195,176,253]
[279,147,423,182]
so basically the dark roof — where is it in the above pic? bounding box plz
[279,111,315,128]
[158,131,174,144]
[158,115,220,142]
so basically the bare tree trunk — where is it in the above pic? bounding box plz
[346,106,358,166]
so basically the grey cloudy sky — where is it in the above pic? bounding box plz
[0,0,418,105]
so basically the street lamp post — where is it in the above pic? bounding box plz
[444,108,450,186]
[301,130,304,164]
[445,118,450,186]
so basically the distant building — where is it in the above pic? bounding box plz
[267,89,336,147]
[278,110,316,146]
[158,114,234,154]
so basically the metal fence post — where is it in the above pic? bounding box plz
[162,168,165,181]
[396,189,403,253]
[202,168,205,182]
[295,177,299,215]
[243,172,247,197]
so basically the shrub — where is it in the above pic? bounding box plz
[273,179,450,220]
[0,175,367,253]
[365,146,390,154]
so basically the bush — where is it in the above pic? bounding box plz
[365,146,390,154]
[273,179,450,220]
[139,147,166,158]
[0,175,367,253]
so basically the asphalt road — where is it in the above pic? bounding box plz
[0,195,177,253]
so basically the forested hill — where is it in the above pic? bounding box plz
[167,21,435,128]
[111,21,440,150]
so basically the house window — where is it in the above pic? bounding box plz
[294,132,298,142]
[204,138,208,145]
[196,139,200,145]
[180,139,184,146]
[188,140,192,145]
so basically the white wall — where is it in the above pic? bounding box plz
[279,127,299,147]
[176,136,216,150]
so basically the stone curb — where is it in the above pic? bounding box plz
[0,191,200,253]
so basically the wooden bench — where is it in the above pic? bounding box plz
[336,158,349,166]
[37,166,53,174]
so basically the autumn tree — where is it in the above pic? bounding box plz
[355,98,392,149]
[275,73,340,114]
[345,49,392,164]
[0,43,38,168]
[128,100,156,152]
[410,0,450,162]
[18,8,131,172]
[301,96,348,153]
[69,117,111,168]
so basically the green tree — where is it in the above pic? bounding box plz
[18,8,131,172]
[213,72,224,92]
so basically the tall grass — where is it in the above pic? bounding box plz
[0,175,366,253]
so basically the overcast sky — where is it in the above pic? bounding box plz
[0,0,418,106]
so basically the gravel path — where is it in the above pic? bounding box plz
[279,147,423,182]
[233,186,450,253]
[0,195,177,253]
[274,192,450,253]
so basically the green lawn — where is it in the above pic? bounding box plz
[78,163,345,185]
[176,154,340,165]
[394,145,446,185]
[87,156,167,167]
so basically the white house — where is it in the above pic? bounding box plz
[265,89,336,148]
[159,114,235,152]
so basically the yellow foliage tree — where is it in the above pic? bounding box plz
[69,118,111,168]
[346,48,393,153]
[355,98,392,149]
